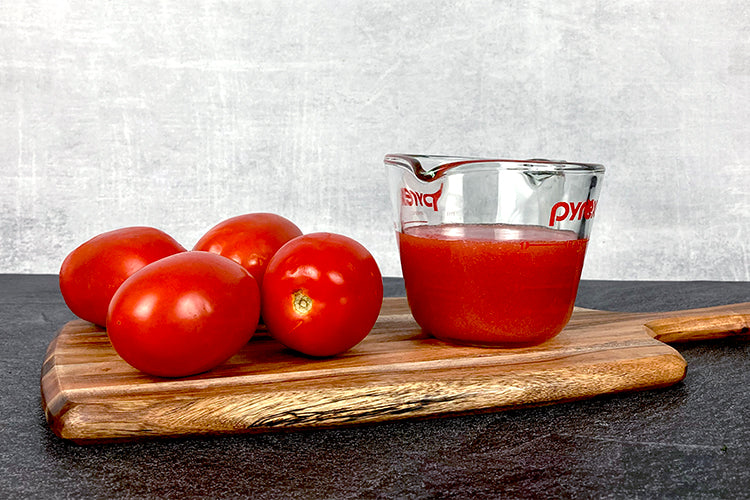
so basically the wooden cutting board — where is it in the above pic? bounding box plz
[41,298,750,444]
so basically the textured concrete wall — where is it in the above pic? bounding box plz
[1,1,748,279]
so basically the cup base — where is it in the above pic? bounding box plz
[427,330,561,349]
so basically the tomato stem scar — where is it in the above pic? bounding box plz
[292,290,312,314]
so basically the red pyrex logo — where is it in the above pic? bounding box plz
[401,184,443,212]
[549,200,598,226]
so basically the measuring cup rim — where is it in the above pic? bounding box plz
[384,154,605,181]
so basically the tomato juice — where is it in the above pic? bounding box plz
[398,223,588,346]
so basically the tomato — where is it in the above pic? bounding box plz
[261,233,383,357]
[59,227,186,326]
[107,252,260,377]
[192,213,302,288]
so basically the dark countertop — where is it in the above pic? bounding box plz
[1,275,749,499]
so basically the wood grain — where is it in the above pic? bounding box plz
[41,298,750,444]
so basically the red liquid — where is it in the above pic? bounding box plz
[398,224,588,346]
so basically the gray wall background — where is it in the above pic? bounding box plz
[2,1,748,280]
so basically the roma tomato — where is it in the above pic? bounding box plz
[107,252,260,378]
[192,213,302,287]
[59,227,186,326]
[261,233,383,357]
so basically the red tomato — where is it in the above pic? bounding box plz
[261,233,383,357]
[107,252,260,377]
[59,227,186,326]
[192,213,302,288]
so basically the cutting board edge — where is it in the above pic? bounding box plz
[43,347,687,445]
[40,333,68,435]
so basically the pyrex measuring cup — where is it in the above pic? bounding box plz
[384,154,605,346]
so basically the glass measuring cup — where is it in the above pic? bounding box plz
[384,154,605,347]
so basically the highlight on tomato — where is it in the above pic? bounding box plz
[106,252,261,378]
[261,232,383,357]
[59,226,186,326]
[192,213,302,288]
